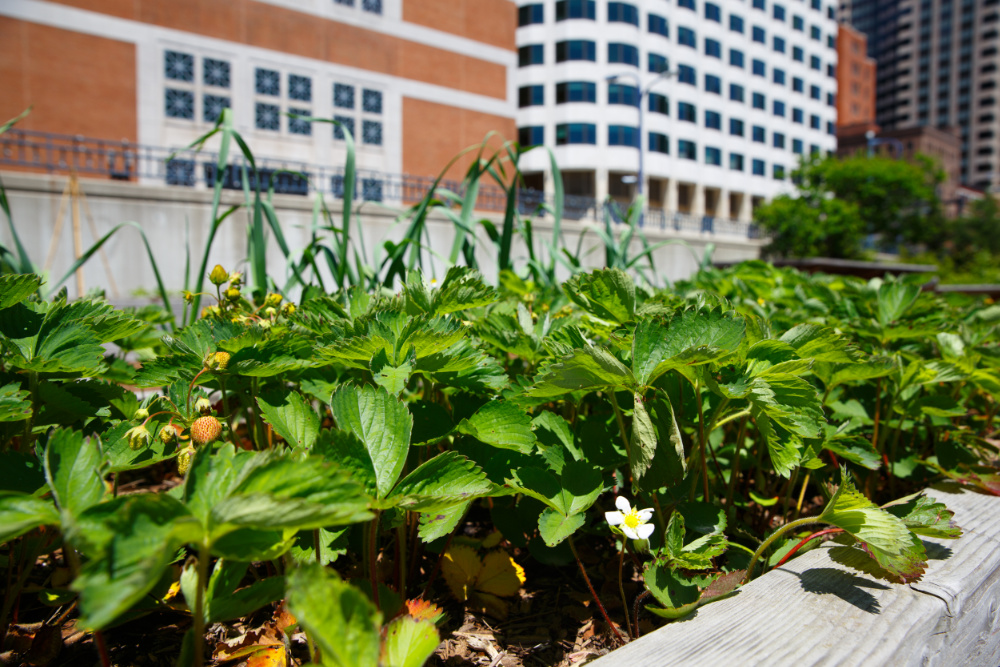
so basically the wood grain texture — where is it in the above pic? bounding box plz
[592,487,1000,666]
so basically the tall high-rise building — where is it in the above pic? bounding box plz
[835,23,877,133]
[0,0,517,189]
[841,0,1000,190]
[515,0,840,223]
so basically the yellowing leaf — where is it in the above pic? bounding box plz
[246,645,286,667]
[405,598,445,624]
[475,551,525,598]
[442,545,481,602]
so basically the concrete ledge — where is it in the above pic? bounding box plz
[592,487,1000,666]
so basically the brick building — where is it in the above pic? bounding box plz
[835,23,877,133]
[0,0,517,187]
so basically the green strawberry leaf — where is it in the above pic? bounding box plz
[0,492,60,543]
[883,493,962,539]
[0,382,31,422]
[538,509,585,547]
[632,309,745,386]
[527,346,635,398]
[386,451,496,511]
[43,428,105,517]
[454,401,537,453]
[564,268,635,325]
[257,391,320,450]
[383,616,441,667]
[0,273,41,309]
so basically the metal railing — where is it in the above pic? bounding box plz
[0,129,760,238]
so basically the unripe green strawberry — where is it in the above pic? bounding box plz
[190,416,222,446]
[264,307,277,319]
[210,264,229,286]
[207,351,230,371]
[159,425,177,445]
[133,407,149,421]
[225,287,241,302]
[177,445,196,475]
[125,425,151,451]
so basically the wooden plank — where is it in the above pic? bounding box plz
[592,487,1000,666]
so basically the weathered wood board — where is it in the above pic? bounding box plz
[591,487,1000,666]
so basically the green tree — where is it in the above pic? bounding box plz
[755,153,945,258]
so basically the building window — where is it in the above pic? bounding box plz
[753,59,766,76]
[773,100,786,117]
[555,123,597,144]
[203,58,230,88]
[679,140,698,159]
[555,40,597,61]
[705,110,722,129]
[810,114,821,129]
[289,74,312,102]
[753,92,766,109]
[609,125,639,147]
[555,0,596,20]
[706,38,722,57]
[649,132,670,154]
[792,138,804,154]
[679,27,697,47]
[255,102,280,131]
[793,77,804,92]
[361,177,383,201]
[679,0,696,9]
[706,2,722,21]
[289,108,312,135]
[362,89,383,113]
[334,83,355,109]
[518,126,544,147]
[608,83,639,105]
[773,132,785,148]
[811,55,822,70]
[649,14,670,38]
[731,15,745,32]
[730,153,745,171]
[649,53,669,73]
[773,4,785,20]
[165,50,194,82]
[203,94,230,123]
[811,25,821,40]
[362,120,382,145]
[793,46,804,62]
[706,74,722,93]
[679,102,697,121]
[518,3,544,25]
[608,2,639,25]
[773,164,785,179]
[333,116,355,140]
[518,85,545,107]
[556,81,597,103]
[519,44,545,66]
[753,0,765,9]
[826,92,835,106]
[679,64,697,84]
[753,26,766,43]
[773,68,786,85]
[255,68,280,96]
[730,84,745,102]
[792,107,803,123]
[773,36,786,53]
[730,49,745,68]
[753,158,766,175]
[361,0,381,14]
[608,43,640,66]
[793,15,804,30]
[730,118,745,136]
[753,126,766,142]
[166,159,195,186]
[706,146,722,165]
[810,84,821,100]
[166,89,195,120]
[649,93,669,114]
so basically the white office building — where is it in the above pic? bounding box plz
[515,0,840,224]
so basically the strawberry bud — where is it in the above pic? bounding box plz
[195,397,213,415]
[225,287,241,302]
[133,407,149,421]
[281,303,296,317]
[210,265,229,286]
[190,416,222,446]
[228,271,243,286]
[265,293,283,307]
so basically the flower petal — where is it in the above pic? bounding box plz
[636,523,655,540]
[605,511,625,526]
[621,525,640,540]
[615,496,632,513]
[636,508,655,522]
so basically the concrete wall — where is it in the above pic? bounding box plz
[0,171,762,301]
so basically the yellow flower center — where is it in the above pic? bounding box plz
[623,509,641,529]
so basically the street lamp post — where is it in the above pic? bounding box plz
[606,68,676,224]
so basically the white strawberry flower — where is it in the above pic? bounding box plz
[605,496,655,540]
